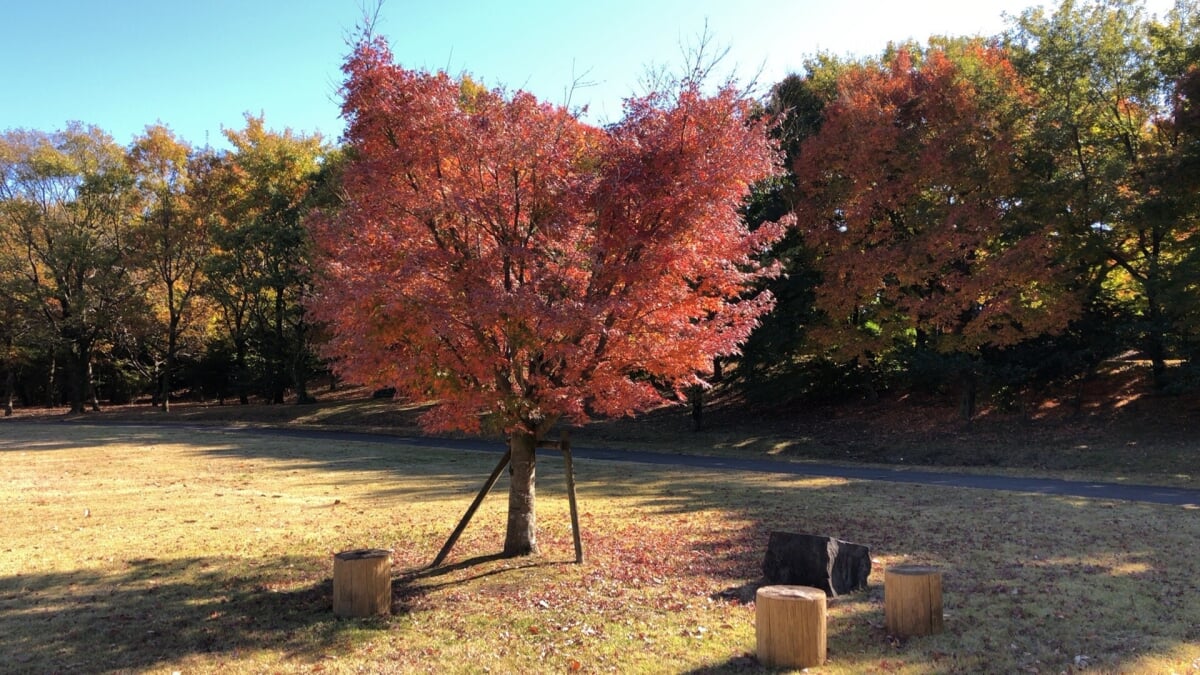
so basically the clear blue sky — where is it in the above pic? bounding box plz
[0,0,1174,149]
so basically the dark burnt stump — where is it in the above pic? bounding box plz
[762,531,871,597]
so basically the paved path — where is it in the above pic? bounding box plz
[37,420,1198,507]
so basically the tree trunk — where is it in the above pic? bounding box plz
[87,359,100,412]
[235,337,249,405]
[271,291,286,404]
[1143,329,1169,391]
[294,372,312,404]
[504,431,539,557]
[688,386,704,431]
[46,355,57,408]
[292,318,314,404]
[689,358,723,432]
[162,284,179,412]
[1144,272,1169,391]
[66,349,87,414]
[958,368,977,421]
[160,369,170,412]
[162,331,177,413]
[3,367,13,416]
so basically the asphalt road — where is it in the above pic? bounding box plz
[49,420,1199,507]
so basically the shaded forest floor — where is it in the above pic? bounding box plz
[7,360,1197,487]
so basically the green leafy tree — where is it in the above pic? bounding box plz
[0,124,143,413]
[204,116,326,404]
[0,191,33,415]
[1006,0,1200,389]
[1145,2,1200,381]
[195,149,256,403]
[737,62,849,405]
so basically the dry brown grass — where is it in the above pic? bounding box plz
[2,420,1198,673]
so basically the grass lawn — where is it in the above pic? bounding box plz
[1,421,1198,673]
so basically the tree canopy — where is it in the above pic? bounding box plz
[309,35,789,554]
[311,36,788,437]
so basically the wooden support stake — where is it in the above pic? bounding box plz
[756,585,827,669]
[884,565,944,637]
[561,431,584,564]
[430,448,512,568]
[333,548,392,617]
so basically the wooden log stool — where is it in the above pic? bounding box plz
[332,548,392,617]
[756,585,827,668]
[884,565,943,637]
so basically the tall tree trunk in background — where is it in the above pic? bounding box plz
[235,337,249,405]
[958,368,977,421]
[1143,292,1169,391]
[271,290,286,404]
[1,332,12,416]
[292,313,314,405]
[504,431,539,557]
[688,358,722,431]
[294,368,311,404]
[46,356,56,408]
[87,359,100,412]
[687,386,704,431]
[66,348,87,414]
[1146,337,1168,392]
[161,325,177,412]
[3,367,13,416]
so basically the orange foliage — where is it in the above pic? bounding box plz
[309,37,789,435]
[795,46,1076,358]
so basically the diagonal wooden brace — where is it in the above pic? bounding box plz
[429,447,512,568]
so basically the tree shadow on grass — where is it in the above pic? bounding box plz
[0,548,578,674]
[0,555,394,673]
[392,553,575,606]
[0,421,204,453]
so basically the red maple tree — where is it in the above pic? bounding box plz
[795,46,1075,365]
[309,36,788,556]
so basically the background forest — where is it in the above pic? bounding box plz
[2,0,1198,422]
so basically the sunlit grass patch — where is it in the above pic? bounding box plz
[1,421,1197,673]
